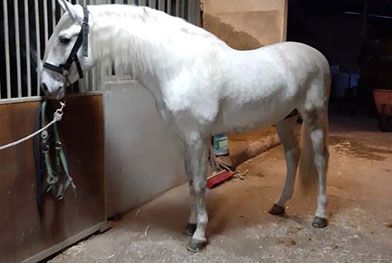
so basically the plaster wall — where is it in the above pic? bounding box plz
[202,0,288,49]
[103,82,185,217]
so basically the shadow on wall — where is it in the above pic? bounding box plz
[203,14,262,50]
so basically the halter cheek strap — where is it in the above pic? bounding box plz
[43,7,89,84]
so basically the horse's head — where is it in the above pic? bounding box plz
[41,0,94,99]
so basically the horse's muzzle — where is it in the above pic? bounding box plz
[41,82,65,100]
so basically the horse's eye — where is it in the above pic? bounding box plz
[59,36,71,44]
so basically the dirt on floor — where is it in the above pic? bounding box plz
[49,116,392,263]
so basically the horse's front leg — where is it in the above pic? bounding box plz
[184,138,209,252]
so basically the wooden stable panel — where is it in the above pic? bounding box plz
[0,95,105,263]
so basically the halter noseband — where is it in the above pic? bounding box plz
[43,7,89,84]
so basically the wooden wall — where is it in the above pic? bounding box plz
[0,95,105,262]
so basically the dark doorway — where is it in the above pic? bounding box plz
[287,0,392,118]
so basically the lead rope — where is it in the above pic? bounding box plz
[0,101,66,151]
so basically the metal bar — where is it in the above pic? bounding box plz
[91,68,96,91]
[158,0,165,11]
[52,0,57,29]
[0,92,103,105]
[76,0,89,91]
[97,66,104,91]
[345,11,392,20]
[149,0,156,8]
[43,0,49,46]
[0,96,42,105]
[84,71,90,91]
[175,0,180,16]
[24,0,32,97]
[3,0,11,98]
[187,0,192,22]
[180,0,185,18]
[14,0,22,97]
[34,0,42,96]
[105,0,113,79]
[167,0,171,14]
[187,0,200,25]
[84,0,90,94]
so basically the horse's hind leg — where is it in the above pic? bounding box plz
[300,107,329,228]
[308,113,329,227]
[183,136,209,252]
[184,147,198,236]
[269,116,300,215]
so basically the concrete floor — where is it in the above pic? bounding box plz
[49,115,392,262]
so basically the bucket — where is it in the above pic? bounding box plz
[212,133,229,156]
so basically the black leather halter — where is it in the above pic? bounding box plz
[43,7,89,83]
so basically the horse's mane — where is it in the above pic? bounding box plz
[89,4,228,78]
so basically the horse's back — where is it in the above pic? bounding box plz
[211,42,330,134]
[229,41,330,99]
[275,42,330,74]
[252,42,330,79]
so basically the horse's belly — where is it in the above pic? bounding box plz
[211,98,295,135]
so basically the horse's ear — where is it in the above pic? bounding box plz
[57,0,78,21]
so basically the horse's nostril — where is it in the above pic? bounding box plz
[41,83,49,94]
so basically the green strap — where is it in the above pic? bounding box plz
[53,122,76,199]
[53,122,64,199]
[40,101,76,200]
[41,102,59,189]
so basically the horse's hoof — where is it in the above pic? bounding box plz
[186,239,206,253]
[185,223,197,236]
[269,204,285,216]
[312,216,328,228]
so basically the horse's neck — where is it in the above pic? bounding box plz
[91,7,178,88]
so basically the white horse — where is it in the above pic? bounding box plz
[41,0,331,252]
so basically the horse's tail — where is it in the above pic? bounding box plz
[298,47,331,194]
[298,119,321,193]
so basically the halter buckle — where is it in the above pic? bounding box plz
[62,69,70,77]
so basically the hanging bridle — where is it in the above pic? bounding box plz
[43,7,89,85]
